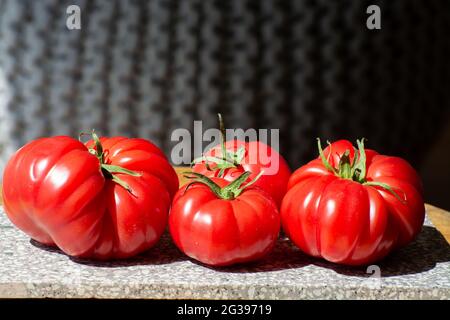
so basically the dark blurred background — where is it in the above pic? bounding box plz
[0,0,449,209]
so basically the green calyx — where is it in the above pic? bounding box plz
[317,138,406,203]
[192,113,246,177]
[183,170,263,200]
[79,130,141,194]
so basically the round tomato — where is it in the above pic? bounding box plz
[192,115,291,207]
[281,139,425,266]
[169,172,280,266]
[2,132,179,260]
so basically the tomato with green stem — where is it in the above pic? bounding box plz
[169,171,280,266]
[192,114,291,208]
[2,131,179,260]
[280,139,425,266]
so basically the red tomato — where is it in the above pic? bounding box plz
[281,139,425,266]
[169,172,280,266]
[192,115,290,207]
[193,140,291,207]
[192,114,291,207]
[2,133,179,260]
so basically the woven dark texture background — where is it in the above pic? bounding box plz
[0,0,449,171]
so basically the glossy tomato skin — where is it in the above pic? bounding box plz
[281,140,425,266]
[169,178,280,266]
[2,136,179,260]
[192,140,291,208]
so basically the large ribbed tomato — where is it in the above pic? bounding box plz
[281,139,425,266]
[169,172,280,266]
[2,133,178,260]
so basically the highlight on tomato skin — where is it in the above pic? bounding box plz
[280,138,426,266]
[169,172,281,267]
[1,132,179,260]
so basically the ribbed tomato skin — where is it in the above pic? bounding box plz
[169,178,280,267]
[2,136,179,260]
[192,140,291,208]
[280,140,425,266]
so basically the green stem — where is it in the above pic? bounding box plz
[101,164,141,177]
[317,137,408,205]
[183,171,261,200]
[182,172,223,198]
[317,138,337,174]
[80,130,141,194]
[191,114,246,177]
[352,138,367,183]
[364,181,407,204]
[338,150,353,180]
[111,175,134,193]
[218,114,227,162]
[220,171,251,199]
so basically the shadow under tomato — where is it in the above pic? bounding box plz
[30,232,188,267]
[29,225,449,276]
[199,225,450,276]
[194,237,313,273]
[318,225,450,278]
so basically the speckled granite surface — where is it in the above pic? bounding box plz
[0,207,449,299]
